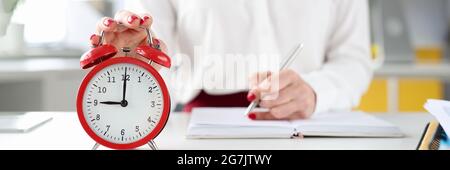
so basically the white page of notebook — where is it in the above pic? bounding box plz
[190,107,291,128]
[291,111,396,128]
[190,108,395,128]
[188,107,403,138]
[191,107,396,128]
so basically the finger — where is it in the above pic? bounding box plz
[152,37,169,54]
[89,34,100,47]
[261,69,298,93]
[249,108,311,120]
[94,17,118,45]
[156,38,169,54]
[287,111,312,120]
[268,100,301,119]
[254,69,299,100]
[248,111,277,120]
[247,71,271,101]
[259,83,299,108]
[138,13,153,28]
[95,17,117,34]
[114,10,141,30]
[248,71,272,89]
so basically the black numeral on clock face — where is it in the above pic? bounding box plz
[148,86,153,93]
[97,87,107,93]
[151,101,155,107]
[107,76,116,83]
[105,125,110,135]
[149,86,157,93]
[122,75,130,81]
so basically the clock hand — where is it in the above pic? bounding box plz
[100,101,122,105]
[121,67,128,107]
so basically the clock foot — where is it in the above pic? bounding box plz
[147,140,158,150]
[92,143,100,150]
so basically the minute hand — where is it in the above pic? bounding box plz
[122,67,127,101]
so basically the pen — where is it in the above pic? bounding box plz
[244,43,304,117]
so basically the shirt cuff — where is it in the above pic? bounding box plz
[301,72,338,114]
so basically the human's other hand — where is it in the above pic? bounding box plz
[89,10,168,70]
[247,69,317,120]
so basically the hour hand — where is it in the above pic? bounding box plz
[100,101,122,105]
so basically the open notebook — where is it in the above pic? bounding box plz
[187,108,404,139]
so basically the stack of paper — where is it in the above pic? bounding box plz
[424,99,450,136]
[0,112,53,133]
[187,107,404,139]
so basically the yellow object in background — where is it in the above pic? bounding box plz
[399,79,443,112]
[358,78,443,113]
[371,44,380,60]
[400,46,443,112]
[357,78,388,113]
[415,46,442,64]
[358,46,445,113]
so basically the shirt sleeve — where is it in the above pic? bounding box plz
[301,0,373,113]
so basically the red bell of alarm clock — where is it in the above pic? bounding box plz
[136,29,171,68]
[80,32,118,69]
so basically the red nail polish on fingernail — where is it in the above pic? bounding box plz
[141,16,150,25]
[128,15,138,24]
[103,19,113,27]
[152,38,160,45]
[139,19,144,25]
[248,113,256,120]
[247,93,256,102]
[89,34,96,40]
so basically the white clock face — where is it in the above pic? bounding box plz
[82,63,164,144]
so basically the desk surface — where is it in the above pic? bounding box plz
[0,112,433,150]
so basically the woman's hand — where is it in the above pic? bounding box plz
[247,69,317,120]
[90,10,168,70]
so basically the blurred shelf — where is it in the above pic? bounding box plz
[0,57,85,83]
[0,58,80,73]
[375,62,450,80]
[0,48,83,76]
[0,44,83,83]
[0,47,83,59]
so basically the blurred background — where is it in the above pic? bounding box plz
[0,0,449,113]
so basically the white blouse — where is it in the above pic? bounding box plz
[125,0,373,113]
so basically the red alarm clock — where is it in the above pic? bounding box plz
[76,27,171,150]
